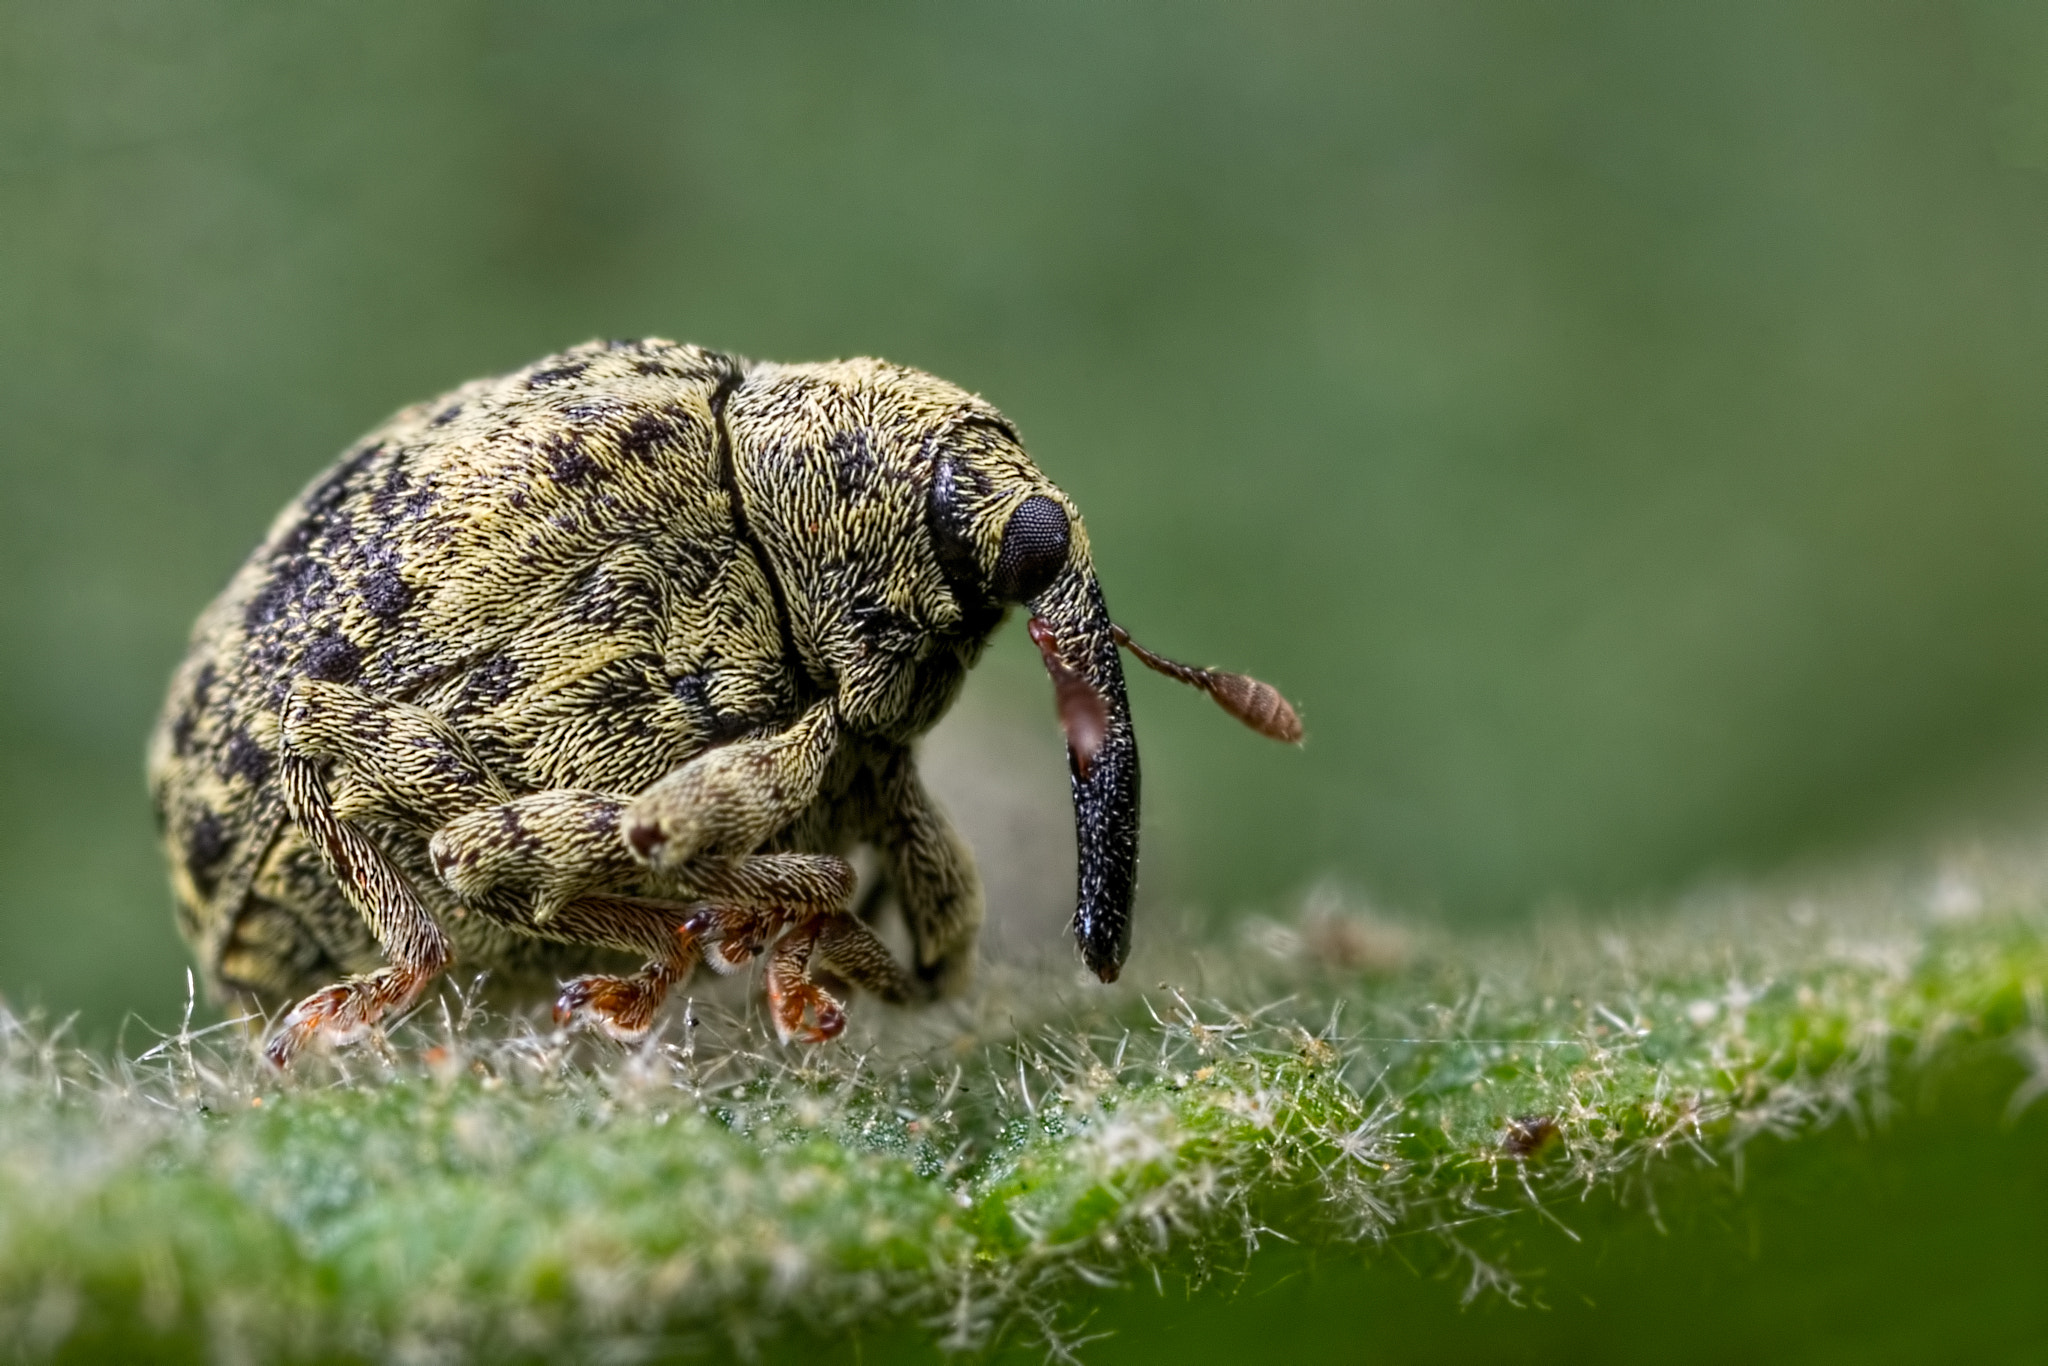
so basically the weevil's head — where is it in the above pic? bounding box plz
[728,358,1140,982]
[730,358,1298,985]
[914,407,1143,986]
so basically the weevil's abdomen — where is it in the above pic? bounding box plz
[147,339,798,1002]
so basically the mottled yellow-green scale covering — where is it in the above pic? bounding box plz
[152,342,749,996]
[147,338,1116,1047]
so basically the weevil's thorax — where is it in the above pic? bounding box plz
[725,360,1076,744]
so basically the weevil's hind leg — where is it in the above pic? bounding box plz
[266,755,452,1068]
[282,678,511,827]
[541,895,703,1042]
[282,681,644,924]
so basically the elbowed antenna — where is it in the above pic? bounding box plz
[1110,624,1303,744]
[1028,617,1110,775]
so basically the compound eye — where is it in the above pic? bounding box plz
[990,495,1070,603]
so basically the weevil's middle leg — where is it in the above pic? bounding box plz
[676,853,912,1043]
[542,894,703,1042]
[813,913,915,1005]
[545,855,873,1043]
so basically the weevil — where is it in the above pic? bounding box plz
[147,340,1300,1065]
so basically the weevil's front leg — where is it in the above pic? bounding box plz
[606,700,862,1043]
[678,854,857,974]
[266,754,452,1067]
[622,700,840,871]
[426,700,843,920]
[766,917,840,1043]
[754,910,913,1043]
[872,747,984,997]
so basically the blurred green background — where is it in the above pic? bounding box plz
[9,1,2048,1032]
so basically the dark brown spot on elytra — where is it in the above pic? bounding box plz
[185,809,230,896]
[170,703,200,757]
[358,566,413,621]
[543,435,601,487]
[243,555,338,632]
[302,632,364,683]
[460,654,521,708]
[222,730,271,786]
[619,409,691,463]
[255,441,383,572]
[173,662,217,755]
[528,362,588,388]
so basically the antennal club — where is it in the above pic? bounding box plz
[1111,624,1303,744]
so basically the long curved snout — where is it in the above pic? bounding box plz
[1027,574,1139,983]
